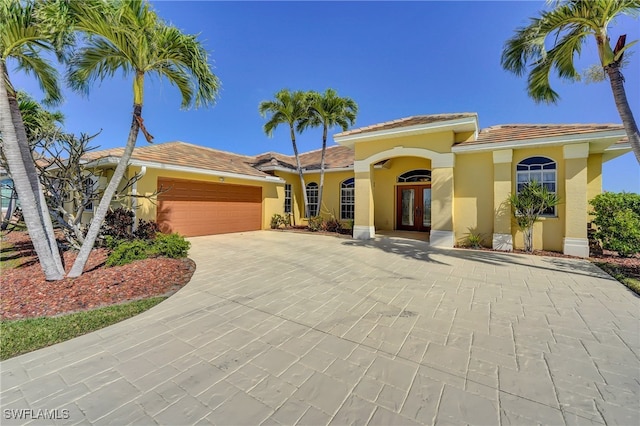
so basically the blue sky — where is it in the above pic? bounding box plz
[10,0,640,192]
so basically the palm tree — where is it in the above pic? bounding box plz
[0,0,65,280]
[298,89,358,214]
[259,89,312,217]
[501,0,640,163]
[65,0,220,277]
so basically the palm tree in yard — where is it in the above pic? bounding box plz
[259,89,313,217]
[501,0,640,163]
[298,89,358,214]
[0,0,65,280]
[65,0,220,277]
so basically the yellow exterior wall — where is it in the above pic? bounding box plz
[453,152,494,246]
[372,157,432,230]
[354,131,455,160]
[587,154,603,220]
[511,147,565,252]
[132,167,281,230]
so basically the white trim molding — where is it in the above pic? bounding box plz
[353,225,375,240]
[492,149,513,164]
[430,230,455,248]
[563,237,589,258]
[492,233,513,251]
[563,142,590,159]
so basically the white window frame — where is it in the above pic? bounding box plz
[284,183,292,214]
[83,176,97,212]
[340,178,355,220]
[516,156,557,216]
[306,182,319,217]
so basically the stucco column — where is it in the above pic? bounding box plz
[492,149,513,251]
[353,162,375,239]
[430,154,455,248]
[563,143,590,257]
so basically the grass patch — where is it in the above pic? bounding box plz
[0,297,166,360]
[595,262,640,295]
[0,239,22,270]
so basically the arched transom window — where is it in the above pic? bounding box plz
[516,156,557,215]
[340,178,355,220]
[398,169,431,183]
[306,182,319,217]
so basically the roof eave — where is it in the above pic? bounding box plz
[87,157,285,183]
[452,130,626,153]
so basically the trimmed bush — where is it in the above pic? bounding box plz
[590,192,640,257]
[307,215,323,232]
[152,233,190,258]
[106,240,151,266]
[134,219,160,240]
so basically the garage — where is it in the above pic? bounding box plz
[157,177,262,237]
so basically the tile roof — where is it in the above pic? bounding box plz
[335,113,477,137]
[84,141,269,178]
[253,145,354,171]
[465,124,624,146]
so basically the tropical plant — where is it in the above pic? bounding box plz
[590,192,640,256]
[501,0,640,163]
[259,89,312,217]
[508,181,561,252]
[298,89,358,212]
[0,0,65,280]
[62,0,219,277]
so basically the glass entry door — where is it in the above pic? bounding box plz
[396,185,431,231]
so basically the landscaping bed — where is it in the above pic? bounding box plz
[0,231,195,320]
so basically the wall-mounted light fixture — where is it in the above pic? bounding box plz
[219,177,225,182]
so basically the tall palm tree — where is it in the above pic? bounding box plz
[259,89,312,217]
[0,0,65,280]
[298,89,358,214]
[501,0,640,163]
[65,0,220,277]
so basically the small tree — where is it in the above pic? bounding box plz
[590,192,640,257]
[508,181,560,252]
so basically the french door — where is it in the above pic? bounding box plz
[396,185,431,231]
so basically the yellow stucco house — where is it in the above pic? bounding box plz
[84,113,631,258]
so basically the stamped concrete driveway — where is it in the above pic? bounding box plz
[1,231,639,425]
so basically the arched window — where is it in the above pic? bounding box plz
[516,156,557,215]
[398,169,431,183]
[340,178,355,220]
[306,182,319,217]
[1,178,14,210]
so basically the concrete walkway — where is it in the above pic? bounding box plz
[1,231,639,425]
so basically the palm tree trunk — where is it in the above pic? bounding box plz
[0,62,64,280]
[318,125,327,216]
[68,104,141,277]
[605,64,640,163]
[290,126,309,218]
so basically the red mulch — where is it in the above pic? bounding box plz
[0,231,195,320]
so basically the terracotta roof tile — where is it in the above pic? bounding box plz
[465,124,624,145]
[84,141,269,178]
[299,145,354,170]
[335,113,477,137]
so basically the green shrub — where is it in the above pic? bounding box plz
[466,231,484,248]
[307,215,323,232]
[152,233,190,258]
[270,214,285,229]
[590,192,640,257]
[106,240,151,266]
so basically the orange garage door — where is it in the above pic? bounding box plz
[157,177,262,237]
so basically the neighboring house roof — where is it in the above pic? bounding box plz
[335,113,478,137]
